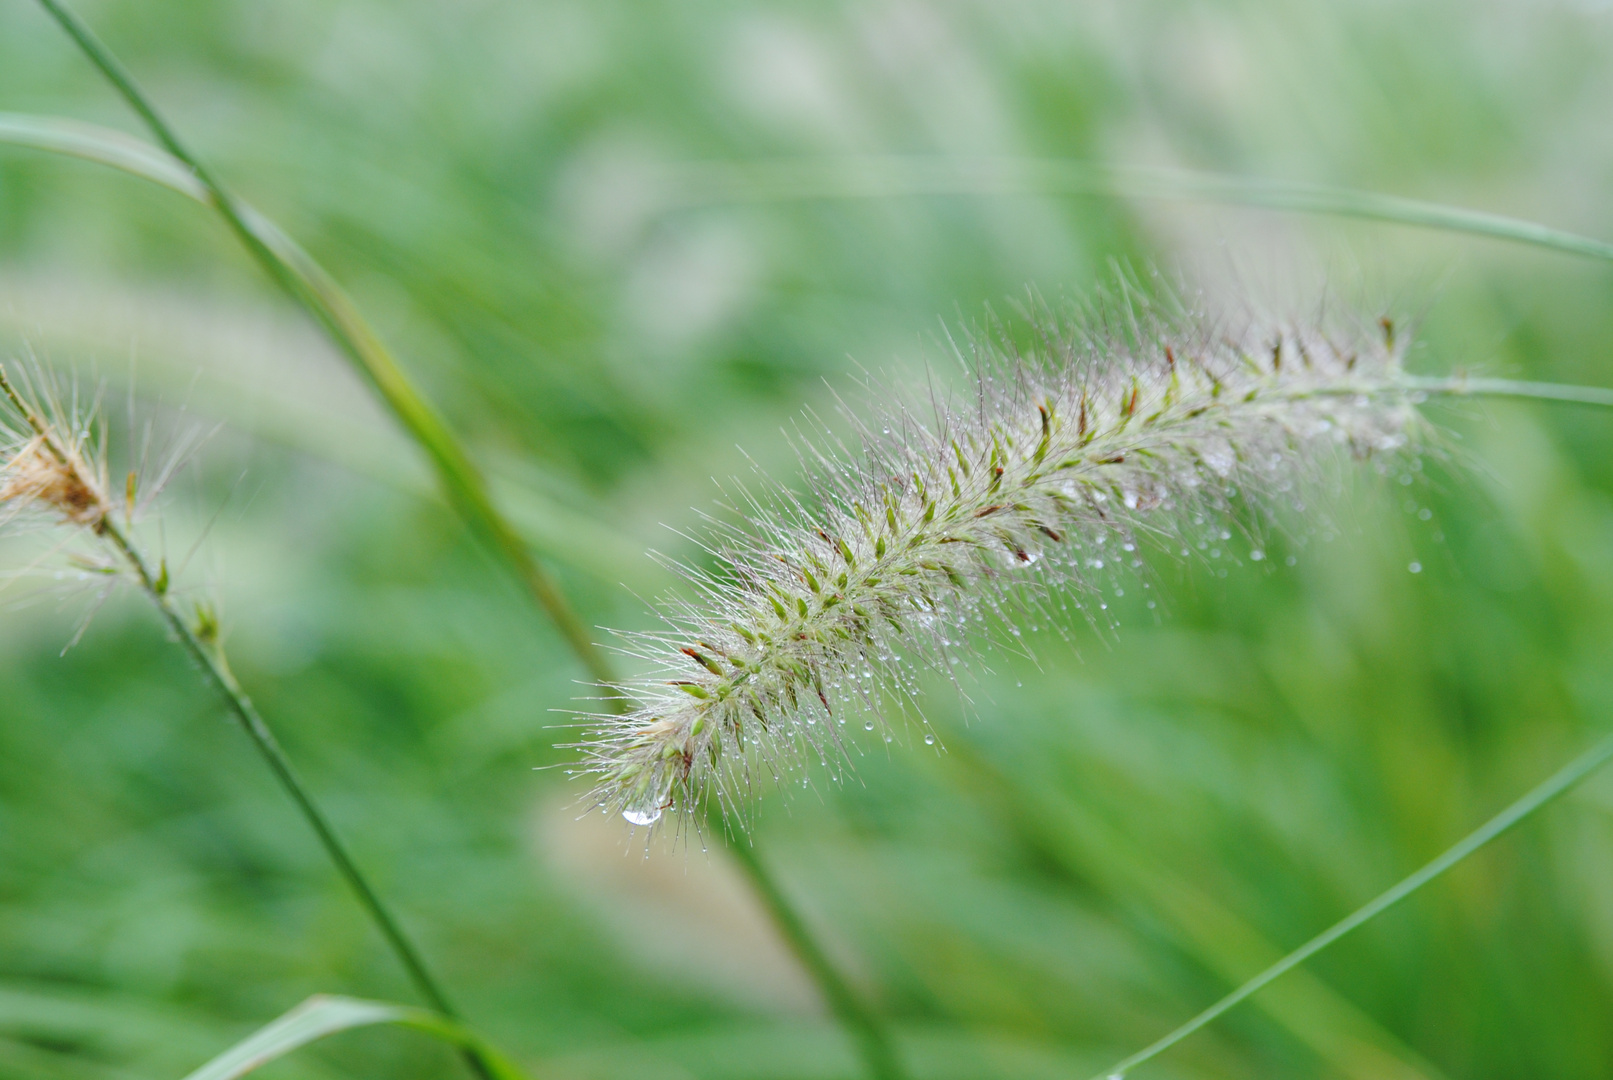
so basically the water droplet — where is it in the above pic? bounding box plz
[1249,549,1264,561]
[1286,555,1298,566]
[1409,561,1422,574]
[924,734,936,745]
[865,720,875,731]
[1418,508,1433,521]
[622,807,662,826]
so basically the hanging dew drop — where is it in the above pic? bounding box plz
[622,806,662,826]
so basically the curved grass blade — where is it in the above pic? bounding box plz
[180,996,528,1080]
[660,157,1613,264]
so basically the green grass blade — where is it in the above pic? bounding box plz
[180,996,528,1080]
[937,736,1446,1080]
[1097,730,1613,1079]
[661,158,1613,264]
[0,112,204,198]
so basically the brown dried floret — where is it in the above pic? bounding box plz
[0,436,109,527]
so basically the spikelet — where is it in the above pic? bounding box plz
[571,304,1425,830]
[0,367,112,532]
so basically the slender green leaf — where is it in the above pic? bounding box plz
[181,996,528,1080]
[660,157,1613,264]
[1097,729,1613,1078]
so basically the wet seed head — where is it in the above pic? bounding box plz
[569,302,1425,830]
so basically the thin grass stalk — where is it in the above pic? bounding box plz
[1096,729,1613,1078]
[0,367,503,1080]
[707,807,907,1080]
[29,0,612,691]
[661,158,1613,264]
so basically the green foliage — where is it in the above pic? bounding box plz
[2,1,1613,1079]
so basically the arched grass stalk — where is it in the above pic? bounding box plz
[1097,729,1613,1079]
[659,157,1613,264]
[0,367,508,1080]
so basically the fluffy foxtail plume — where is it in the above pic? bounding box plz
[573,303,1424,829]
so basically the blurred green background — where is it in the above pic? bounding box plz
[3,1,1613,1078]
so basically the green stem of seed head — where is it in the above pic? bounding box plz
[1097,731,1613,1080]
[1,365,493,1074]
[709,806,908,1080]
[101,520,477,1021]
[28,0,618,699]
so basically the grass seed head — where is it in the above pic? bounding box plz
[570,301,1426,832]
[0,368,111,531]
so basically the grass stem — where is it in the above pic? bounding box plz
[99,518,501,1080]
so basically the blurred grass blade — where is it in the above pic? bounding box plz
[180,996,528,1080]
[2,24,614,688]
[1099,729,1613,1079]
[0,112,205,198]
[664,158,1613,263]
[938,737,1445,1080]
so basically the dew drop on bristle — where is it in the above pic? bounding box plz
[622,807,662,826]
